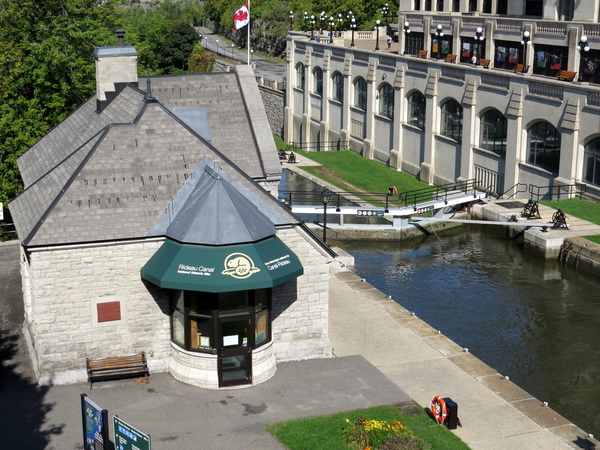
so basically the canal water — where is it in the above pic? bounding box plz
[280,169,600,437]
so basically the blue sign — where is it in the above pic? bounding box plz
[81,394,108,450]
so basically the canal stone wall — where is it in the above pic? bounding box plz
[559,237,600,272]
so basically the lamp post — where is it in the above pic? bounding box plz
[289,11,293,30]
[320,11,326,32]
[375,19,381,51]
[338,13,343,34]
[577,35,590,82]
[474,26,484,63]
[320,189,332,244]
[520,30,531,72]
[216,39,219,56]
[310,15,315,39]
[350,16,357,47]
[251,48,254,63]
[329,16,334,43]
[435,24,444,59]
[383,3,390,26]
[304,11,308,32]
[231,43,234,59]
[403,21,410,54]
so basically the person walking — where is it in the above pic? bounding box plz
[387,35,392,49]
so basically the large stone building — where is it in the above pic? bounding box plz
[10,35,334,388]
[285,0,600,198]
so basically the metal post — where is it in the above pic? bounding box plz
[311,15,315,39]
[474,26,484,63]
[375,19,381,51]
[329,16,334,43]
[350,16,356,47]
[403,21,410,54]
[289,10,293,30]
[320,190,331,244]
[521,30,531,72]
[577,35,590,82]
[435,24,444,59]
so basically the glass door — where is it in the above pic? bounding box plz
[218,315,252,387]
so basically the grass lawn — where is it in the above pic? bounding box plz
[266,403,470,450]
[540,198,600,243]
[274,136,429,194]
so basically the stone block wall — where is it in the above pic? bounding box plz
[259,87,284,137]
[23,240,171,385]
[272,227,332,362]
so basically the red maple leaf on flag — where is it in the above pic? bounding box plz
[233,4,249,31]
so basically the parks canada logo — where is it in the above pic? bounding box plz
[222,253,260,279]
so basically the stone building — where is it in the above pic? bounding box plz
[9,35,334,388]
[285,1,600,198]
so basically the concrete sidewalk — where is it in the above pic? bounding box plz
[328,262,595,450]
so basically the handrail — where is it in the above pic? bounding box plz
[528,184,585,201]
[500,183,528,199]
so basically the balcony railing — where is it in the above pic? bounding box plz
[480,73,510,90]
[529,81,564,101]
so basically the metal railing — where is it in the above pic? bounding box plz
[279,179,482,213]
[528,184,586,201]
[0,223,17,242]
[287,140,349,152]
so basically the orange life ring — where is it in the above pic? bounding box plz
[431,395,448,424]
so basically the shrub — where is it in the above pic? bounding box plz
[379,434,433,450]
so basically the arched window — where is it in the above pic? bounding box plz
[354,77,367,110]
[295,63,305,90]
[332,72,343,102]
[480,109,507,156]
[408,91,426,129]
[584,137,600,186]
[313,67,323,96]
[527,122,561,174]
[441,99,463,142]
[378,84,394,118]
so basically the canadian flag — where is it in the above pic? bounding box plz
[233,3,249,31]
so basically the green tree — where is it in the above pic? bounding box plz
[0,0,116,206]
[161,21,199,72]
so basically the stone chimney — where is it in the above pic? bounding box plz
[94,29,138,112]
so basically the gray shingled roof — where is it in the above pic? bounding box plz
[18,86,145,187]
[11,98,297,247]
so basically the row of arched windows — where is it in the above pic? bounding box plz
[294,62,600,185]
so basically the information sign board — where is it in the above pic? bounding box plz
[81,394,109,450]
[114,415,151,450]
[357,210,385,217]
[415,205,434,214]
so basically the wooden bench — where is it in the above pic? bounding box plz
[443,54,457,63]
[514,64,530,73]
[416,50,427,58]
[86,352,149,388]
[557,70,577,82]
[478,58,491,68]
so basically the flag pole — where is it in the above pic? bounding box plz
[247,0,251,65]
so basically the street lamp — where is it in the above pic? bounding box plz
[375,19,381,51]
[304,11,308,32]
[435,24,444,59]
[329,16,334,43]
[383,3,390,26]
[474,26,484,64]
[520,30,532,72]
[350,16,357,47]
[251,48,254,63]
[338,13,343,33]
[216,39,219,56]
[320,189,332,244]
[310,15,315,39]
[289,10,293,30]
[231,43,234,59]
[577,35,590,81]
[403,21,410,54]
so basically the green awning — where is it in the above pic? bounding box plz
[141,237,303,293]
